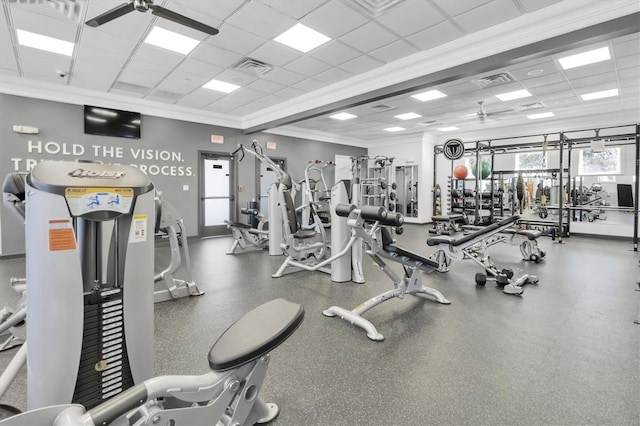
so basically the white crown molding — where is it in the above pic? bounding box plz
[241,0,640,130]
[263,125,369,148]
[0,74,243,129]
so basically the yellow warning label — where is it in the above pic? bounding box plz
[48,219,76,251]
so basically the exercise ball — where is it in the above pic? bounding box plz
[453,165,468,180]
[471,161,492,179]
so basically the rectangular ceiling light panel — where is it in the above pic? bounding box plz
[558,47,610,70]
[203,79,240,93]
[16,29,74,56]
[274,23,331,53]
[411,90,447,102]
[580,88,619,101]
[438,126,459,132]
[144,26,200,55]
[496,89,532,101]
[527,112,555,119]
[395,112,422,120]
[330,112,357,120]
[384,126,405,132]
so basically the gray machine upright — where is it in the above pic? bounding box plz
[25,161,155,410]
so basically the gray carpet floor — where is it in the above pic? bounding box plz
[1,225,639,425]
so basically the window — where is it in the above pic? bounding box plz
[515,152,545,171]
[578,147,620,175]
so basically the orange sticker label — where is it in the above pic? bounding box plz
[48,219,77,251]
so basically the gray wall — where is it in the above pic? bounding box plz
[0,94,365,255]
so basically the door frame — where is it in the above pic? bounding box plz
[198,150,237,237]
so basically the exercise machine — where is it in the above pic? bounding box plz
[427,215,540,295]
[0,298,305,425]
[225,206,269,254]
[22,161,155,410]
[153,193,204,302]
[323,205,450,341]
[300,160,334,228]
[461,223,547,263]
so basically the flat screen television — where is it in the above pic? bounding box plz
[84,105,141,139]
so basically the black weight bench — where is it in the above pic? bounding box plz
[323,205,450,342]
[429,213,467,235]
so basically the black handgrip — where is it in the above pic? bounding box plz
[360,205,387,222]
[88,383,148,426]
[335,204,356,218]
[240,208,259,215]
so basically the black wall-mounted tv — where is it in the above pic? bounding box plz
[84,105,141,139]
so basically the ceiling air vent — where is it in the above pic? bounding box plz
[370,104,397,113]
[346,0,404,17]
[232,58,273,76]
[112,81,151,95]
[471,72,516,89]
[7,0,85,22]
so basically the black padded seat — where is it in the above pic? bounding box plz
[496,215,520,227]
[225,221,253,229]
[292,229,317,239]
[380,228,439,269]
[208,298,304,372]
[432,214,463,222]
[517,229,542,240]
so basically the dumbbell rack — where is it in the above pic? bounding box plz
[352,156,397,212]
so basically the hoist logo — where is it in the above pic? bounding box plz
[443,139,465,160]
[68,168,125,179]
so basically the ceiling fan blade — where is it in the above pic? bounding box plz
[85,2,136,27]
[150,5,219,35]
[486,108,516,116]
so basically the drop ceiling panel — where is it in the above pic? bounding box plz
[562,61,615,80]
[431,0,493,18]
[338,21,397,53]
[338,55,384,75]
[618,67,640,81]
[314,65,354,84]
[154,71,210,95]
[375,1,444,37]
[275,86,305,99]
[615,55,639,70]
[369,40,419,63]
[9,6,78,41]
[518,0,564,13]
[191,43,243,68]
[210,24,268,55]
[19,48,72,78]
[171,0,246,21]
[520,72,568,88]
[177,89,226,109]
[302,1,369,39]
[570,74,617,89]
[262,0,325,20]
[0,13,17,72]
[246,78,286,94]
[228,0,295,39]
[248,41,301,67]
[72,50,127,91]
[78,30,138,58]
[308,40,361,66]
[175,58,224,78]
[212,68,260,87]
[156,2,222,36]
[118,58,170,88]
[453,0,522,34]
[134,44,185,69]
[260,67,306,85]
[530,81,574,95]
[285,55,333,77]
[407,20,465,51]
[291,78,325,92]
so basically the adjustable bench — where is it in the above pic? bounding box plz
[323,205,450,341]
[427,215,539,295]
[429,213,467,235]
[461,224,546,263]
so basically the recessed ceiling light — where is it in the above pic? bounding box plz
[203,79,240,93]
[580,88,619,101]
[274,23,331,53]
[438,126,459,132]
[558,46,610,70]
[527,112,555,119]
[395,112,422,120]
[411,90,447,102]
[16,29,74,56]
[384,127,405,132]
[496,89,532,101]
[330,112,357,120]
[144,26,200,55]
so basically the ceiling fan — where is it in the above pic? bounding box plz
[473,100,516,123]
[85,0,219,35]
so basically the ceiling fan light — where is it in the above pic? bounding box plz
[144,26,200,55]
[16,29,74,56]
